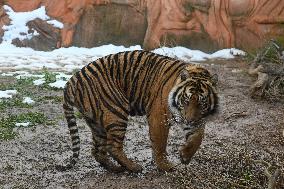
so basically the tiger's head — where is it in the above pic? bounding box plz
[168,65,218,164]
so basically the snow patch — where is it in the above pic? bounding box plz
[22,97,35,105]
[33,78,45,86]
[55,73,72,80]
[0,90,17,99]
[1,73,14,76]
[48,80,67,89]
[153,47,246,61]
[16,73,44,79]
[153,46,210,61]
[0,43,246,72]
[15,122,30,127]
[210,48,246,59]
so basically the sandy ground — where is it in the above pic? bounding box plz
[0,59,283,189]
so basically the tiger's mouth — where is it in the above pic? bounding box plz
[171,113,204,126]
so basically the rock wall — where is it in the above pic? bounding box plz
[1,0,284,51]
[72,3,147,48]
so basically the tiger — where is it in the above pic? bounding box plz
[58,50,218,173]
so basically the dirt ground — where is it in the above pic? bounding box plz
[0,59,283,189]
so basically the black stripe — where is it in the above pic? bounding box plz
[98,58,128,105]
[136,53,158,110]
[123,51,137,92]
[122,51,130,73]
[115,53,122,87]
[72,140,80,146]
[71,135,80,141]
[69,128,78,135]
[98,91,128,120]
[111,135,125,143]
[105,122,126,132]
[108,128,127,133]
[76,74,87,110]
[67,121,76,127]
[130,51,147,81]
[86,64,129,115]
[65,114,76,119]
[63,104,73,111]
[72,147,80,152]
[158,63,186,96]
[141,56,165,104]
[80,68,99,119]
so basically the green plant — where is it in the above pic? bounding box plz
[0,112,50,140]
[0,77,36,96]
[0,128,17,141]
[275,34,284,47]
[0,98,34,111]
[75,111,83,119]
[43,68,57,84]
[16,77,35,86]
[37,95,63,103]
[240,171,253,185]
[40,69,65,90]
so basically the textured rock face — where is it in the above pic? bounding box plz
[0,5,10,43]
[73,4,147,48]
[1,0,284,51]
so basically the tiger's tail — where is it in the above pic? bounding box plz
[56,77,80,171]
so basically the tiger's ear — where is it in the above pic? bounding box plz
[211,74,218,85]
[180,69,190,81]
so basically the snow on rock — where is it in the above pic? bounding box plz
[46,20,64,29]
[2,5,64,43]
[153,46,246,61]
[2,6,48,42]
[0,90,17,99]
[22,97,35,105]
[15,122,30,127]
[153,46,211,61]
[48,80,67,89]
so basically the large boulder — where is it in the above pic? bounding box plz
[11,18,61,51]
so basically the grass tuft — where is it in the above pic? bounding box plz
[0,98,33,111]
[0,112,50,140]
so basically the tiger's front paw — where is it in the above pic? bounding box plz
[126,162,143,173]
[157,160,175,172]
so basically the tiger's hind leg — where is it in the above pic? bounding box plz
[104,115,143,173]
[85,118,125,172]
